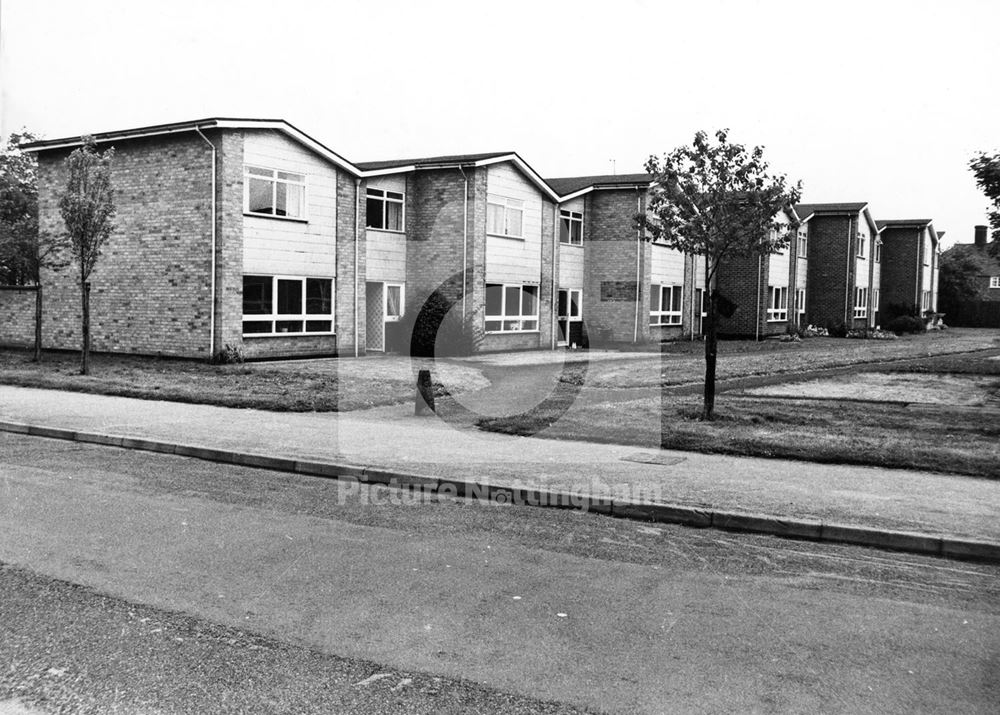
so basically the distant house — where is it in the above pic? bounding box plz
[939,225,1000,327]
[713,206,809,338]
[875,219,939,317]
[794,202,883,329]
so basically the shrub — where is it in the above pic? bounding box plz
[826,320,848,338]
[212,343,245,365]
[887,315,926,335]
[401,290,480,357]
[883,301,920,322]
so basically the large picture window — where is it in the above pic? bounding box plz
[559,210,583,245]
[767,286,788,322]
[487,195,524,238]
[245,166,305,219]
[366,187,404,231]
[650,284,682,325]
[242,275,334,335]
[485,283,538,332]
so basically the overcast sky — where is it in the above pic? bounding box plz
[2,0,997,247]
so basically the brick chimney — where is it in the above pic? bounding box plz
[974,225,988,247]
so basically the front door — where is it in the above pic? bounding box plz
[557,289,583,347]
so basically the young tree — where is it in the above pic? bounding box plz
[969,151,1000,253]
[643,129,801,419]
[59,136,116,375]
[0,131,67,361]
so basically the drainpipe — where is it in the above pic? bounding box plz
[459,166,469,322]
[194,127,217,358]
[633,189,641,343]
[551,201,558,350]
[755,253,762,341]
[354,177,360,358]
[844,216,853,325]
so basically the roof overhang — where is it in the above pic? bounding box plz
[21,118,362,176]
[558,181,654,203]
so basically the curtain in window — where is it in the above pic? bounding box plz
[386,285,402,317]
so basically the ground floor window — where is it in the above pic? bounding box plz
[921,290,931,312]
[242,275,334,335]
[557,288,582,345]
[651,284,682,325]
[990,276,1000,289]
[854,286,869,319]
[385,283,405,321]
[767,285,788,322]
[873,288,880,315]
[485,283,539,332]
[795,288,806,317]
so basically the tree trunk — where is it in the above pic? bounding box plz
[81,280,91,375]
[702,291,718,420]
[33,283,42,362]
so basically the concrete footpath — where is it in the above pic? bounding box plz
[1,385,998,562]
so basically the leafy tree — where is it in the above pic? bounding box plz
[0,130,67,361]
[59,136,116,375]
[969,151,1000,253]
[938,250,983,312]
[643,129,801,419]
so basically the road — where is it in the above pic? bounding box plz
[1,432,998,713]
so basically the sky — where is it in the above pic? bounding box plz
[1,0,997,248]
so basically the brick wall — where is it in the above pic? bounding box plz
[584,189,645,344]
[36,133,215,357]
[215,130,245,353]
[717,252,766,338]
[0,287,37,347]
[805,214,852,328]
[879,227,920,311]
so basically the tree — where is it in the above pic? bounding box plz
[0,130,67,361]
[59,137,116,375]
[642,129,801,420]
[938,250,983,313]
[969,151,1000,253]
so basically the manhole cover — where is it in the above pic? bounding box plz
[621,452,687,466]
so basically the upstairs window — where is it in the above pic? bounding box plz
[245,166,305,219]
[767,286,788,322]
[366,187,404,231]
[559,210,583,245]
[874,238,881,263]
[856,232,866,258]
[650,284,682,325]
[990,276,1000,289]
[487,195,524,238]
[797,228,808,258]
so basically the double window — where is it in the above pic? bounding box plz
[242,275,334,335]
[559,210,583,245]
[990,276,1000,289]
[245,166,305,219]
[366,187,404,231]
[487,195,524,238]
[854,286,869,319]
[650,284,682,325]
[767,286,788,322]
[485,284,538,332]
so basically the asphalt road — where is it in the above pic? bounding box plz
[1,433,998,713]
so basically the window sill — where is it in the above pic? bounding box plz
[243,332,336,339]
[766,318,787,323]
[559,241,584,248]
[484,330,541,335]
[367,227,406,235]
[487,232,525,241]
[244,212,309,224]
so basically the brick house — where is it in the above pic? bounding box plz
[546,174,692,345]
[713,206,810,338]
[794,202,883,330]
[939,225,1000,327]
[875,219,939,316]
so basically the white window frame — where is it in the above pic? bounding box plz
[874,238,881,263]
[244,166,306,220]
[990,276,1000,289]
[854,286,869,319]
[873,288,880,314]
[856,232,866,258]
[366,187,405,232]
[797,229,807,258]
[485,283,539,333]
[487,195,525,239]
[384,283,405,322]
[921,290,931,311]
[767,285,789,322]
[650,284,683,326]
[796,288,806,316]
[559,209,583,245]
[242,274,335,336]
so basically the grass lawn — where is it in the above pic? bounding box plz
[478,332,1000,478]
[0,349,488,412]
